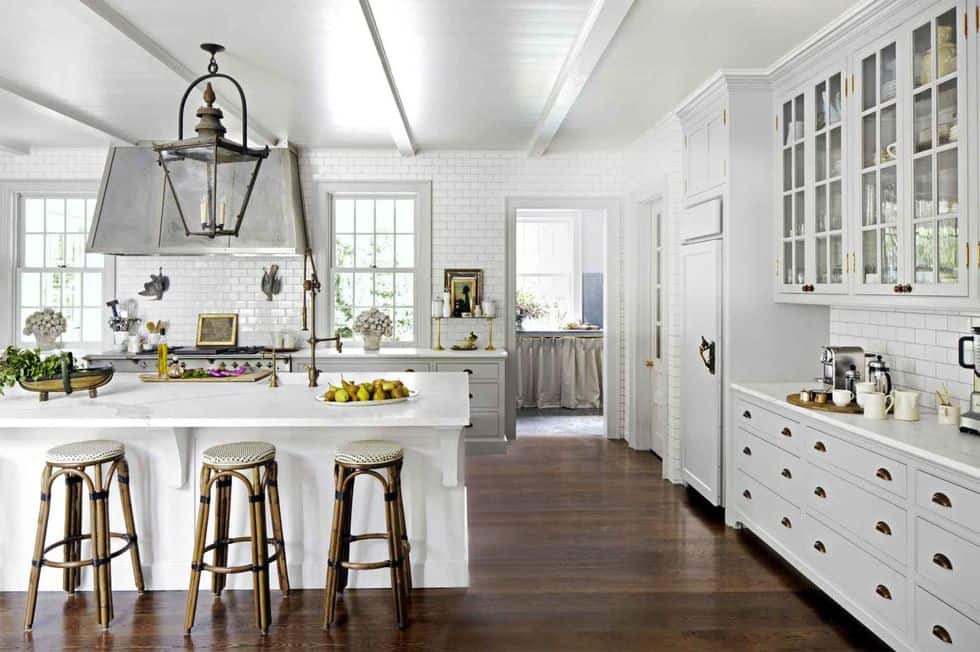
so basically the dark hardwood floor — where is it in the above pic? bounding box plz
[0,436,888,651]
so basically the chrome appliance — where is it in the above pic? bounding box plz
[957,327,980,434]
[867,355,892,395]
[820,346,864,390]
[84,346,291,373]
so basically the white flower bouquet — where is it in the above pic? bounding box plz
[353,308,393,337]
[23,308,67,350]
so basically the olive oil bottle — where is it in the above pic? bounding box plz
[156,327,168,377]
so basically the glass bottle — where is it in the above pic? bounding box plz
[157,327,168,377]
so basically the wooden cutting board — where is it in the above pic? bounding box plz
[138,370,273,383]
[786,393,862,414]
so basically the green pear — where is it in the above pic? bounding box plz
[356,386,371,402]
[334,388,349,402]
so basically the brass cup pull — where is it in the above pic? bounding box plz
[404,368,415,372]
[781,468,792,479]
[780,516,792,529]
[875,467,892,482]
[781,427,792,437]
[932,492,952,508]
[463,368,473,375]
[933,553,953,570]
[742,410,751,419]
[813,540,826,554]
[875,521,892,536]
[814,441,827,452]
[875,584,892,600]
[933,624,953,644]
[742,489,752,500]
[742,446,752,456]
[814,486,826,498]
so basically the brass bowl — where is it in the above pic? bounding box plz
[19,367,114,402]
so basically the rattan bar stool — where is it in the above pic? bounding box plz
[323,440,411,630]
[24,439,144,631]
[184,441,289,635]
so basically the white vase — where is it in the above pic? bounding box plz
[361,332,382,352]
[35,334,59,351]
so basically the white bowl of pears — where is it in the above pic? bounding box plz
[316,377,415,406]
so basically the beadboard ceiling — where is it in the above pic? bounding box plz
[0,0,858,155]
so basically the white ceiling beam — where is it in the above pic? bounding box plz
[358,0,416,157]
[0,141,30,156]
[0,76,137,144]
[527,0,634,157]
[79,0,279,147]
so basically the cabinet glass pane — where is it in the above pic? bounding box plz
[783,195,792,237]
[829,127,842,177]
[829,74,842,124]
[914,156,934,218]
[938,218,958,282]
[913,22,932,87]
[794,191,804,236]
[815,133,827,181]
[794,240,805,284]
[793,143,804,188]
[782,101,792,146]
[915,222,935,282]
[880,166,897,223]
[862,54,877,111]
[882,226,898,284]
[829,181,842,230]
[816,236,828,284]
[937,79,957,146]
[783,241,793,284]
[862,172,877,226]
[862,113,876,168]
[862,230,878,282]
[794,94,804,139]
[815,80,827,131]
[913,89,932,153]
[815,185,827,233]
[830,234,843,283]
[880,105,897,162]
[783,148,792,191]
[937,148,958,214]
[881,43,896,102]
[937,9,957,77]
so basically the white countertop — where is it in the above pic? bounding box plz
[0,372,470,430]
[733,382,980,480]
[295,346,507,359]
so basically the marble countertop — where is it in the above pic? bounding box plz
[0,372,470,430]
[293,347,508,359]
[733,382,980,480]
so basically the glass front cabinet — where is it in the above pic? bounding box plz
[775,0,970,302]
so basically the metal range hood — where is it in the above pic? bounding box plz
[86,146,307,255]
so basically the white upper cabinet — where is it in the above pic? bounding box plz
[685,111,727,202]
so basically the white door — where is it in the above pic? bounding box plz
[650,201,667,457]
[680,238,722,505]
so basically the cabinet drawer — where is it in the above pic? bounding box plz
[916,518,980,613]
[916,471,980,534]
[436,362,499,380]
[736,428,803,506]
[735,397,800,455]
[466,412,500,439]
[736,472,800,554]
[804,427,907,498]
[319,361,431,373]
[916,586,980,651]
[468,382,499,409]
[866,494,907,565]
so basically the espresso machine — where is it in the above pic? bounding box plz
[957,327,980,434]
[820,346,865,390]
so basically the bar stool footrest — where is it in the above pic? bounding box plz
[198,536,285,575]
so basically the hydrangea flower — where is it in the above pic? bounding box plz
[23,308,67,340]
[353,307,393,337]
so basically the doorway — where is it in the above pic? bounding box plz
[505,199,622,440]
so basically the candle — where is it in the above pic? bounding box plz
[217,195,227,228]
[482,300,496,317]
[442,291,451,318]
[199,194,208,229]
[431,299,444,318]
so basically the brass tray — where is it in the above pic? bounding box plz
[786,393,862,414]
[139,370,273,383]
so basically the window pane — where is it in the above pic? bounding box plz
[815,80,827,131]
[815,133,827,182]
[395,199,414,233]
[816,236,828,284]
[85,253,104,269]
[394,308,413,341]
[375,234,395,268]
[375,199,395,232]
[24,234,44,267]
[793,94,804,136]
[782,101,792,146]
[66,199,87,232]
[880,43,896,101]
[938,218,958,282]
[937,148,958,214]
[355,234,374,268]
[880,104,896,161]
[83,308,102,342]
[794,240,804,284]
[20,272,40,307]
[25,199,44,232]
[882,226,898,284]
[65,234,85,267]
[862,54,877,111]
[86,199,97,230]
[782,194,792,238]
[829,74,842,124]
[793,143,804,188]
[62,308,81,342]
[880,166,897,223]
[45,199,65,232]
[374,273,394,309]
[334,272,354,335]
[45,234,65,267]
[782,241,793,285]
[815,185,827,233]
[794,191,804,236]
[914,156,934,218]
[862,230,878,282]
[829,234,843,283]
[62,272,82,308]
[915,222,935,283]
[862,172,877,226]
[42,272,62,307]
[83,272,102,306]
[938,79,957,146]
[829,127,842,177]
[829,180,842,230]
[335,199,355,233]
[862,113,876,168]
[913,89,932,153]
[335,234,355,267]
[355,199,374,233]
[937,9,957,76]
[395,234,414,268]
[782,148,792,192]
[395,272,413,306]
[913,22,932,87]
[354,272,373,307]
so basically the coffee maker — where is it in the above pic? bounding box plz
[957,327,980,434]
[820,346,865,390]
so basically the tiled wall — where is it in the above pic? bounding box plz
[829,308,976,409]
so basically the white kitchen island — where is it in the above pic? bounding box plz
[0,372,470,592]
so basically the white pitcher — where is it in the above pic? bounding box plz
[893,390,920,422]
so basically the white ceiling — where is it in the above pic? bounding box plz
[0,0,861,154]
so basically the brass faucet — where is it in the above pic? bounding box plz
[302,247,342,387]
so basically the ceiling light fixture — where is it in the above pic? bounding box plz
[154,43,269,239]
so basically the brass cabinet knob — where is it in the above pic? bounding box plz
[933,553,953,570]
[875,521,892,536]
[875,584,892,600]
[932,492,953,508]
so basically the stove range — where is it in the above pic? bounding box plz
[85,345,292,373]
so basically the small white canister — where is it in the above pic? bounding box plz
[937,404,961,426]
[482,300,497,317]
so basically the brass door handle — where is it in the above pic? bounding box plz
[932,492,952,508]
[933,553,953,570]
[644,360,655,368]
[698,336,716,375]
[933,624,952,644]
[781,468,792,479]
[875,521,892,536]
[814,486,826,498]
[875,467,892,482]
[875,584,892,600]
[813,540,826,554]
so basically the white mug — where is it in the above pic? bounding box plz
[855,381,876,407]
[127,335,141,354]
[832,389,854,407]
[863,392,894,420]
[937,404,961,426]
[893,390,920,422]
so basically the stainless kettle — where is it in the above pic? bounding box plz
[868,355,892,395]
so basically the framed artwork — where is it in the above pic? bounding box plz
[444,269,483,317]
[196,313,239,347]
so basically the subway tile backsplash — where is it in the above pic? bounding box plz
[830,308,975,409]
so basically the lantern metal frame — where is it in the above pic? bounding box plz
[154,43,270,239]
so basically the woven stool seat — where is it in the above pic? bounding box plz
[335,440,404,465]
[45,440,124,465]
[202,441,276,468]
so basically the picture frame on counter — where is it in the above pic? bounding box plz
[444,269,483,318]
[196,313,239,347]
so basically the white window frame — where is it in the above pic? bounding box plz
[315,181,432,348]
[515,210,583,329]
[1,181,112,352]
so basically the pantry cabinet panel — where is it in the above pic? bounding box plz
[685,112,727,202]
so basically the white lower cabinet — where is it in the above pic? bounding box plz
[732,387,980,651]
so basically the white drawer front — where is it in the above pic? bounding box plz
[735,397,800,455]
[320,361,431,373]
[801,512,853,587]
[436,362,499,381]
[468,382,499,409]
[916,586,980,651]
[916,518,980,613]
[916,471,980,535]
[466,412,500,439]
[736,428,802,506]
[736,472,800,554]
[804,427,907,499]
